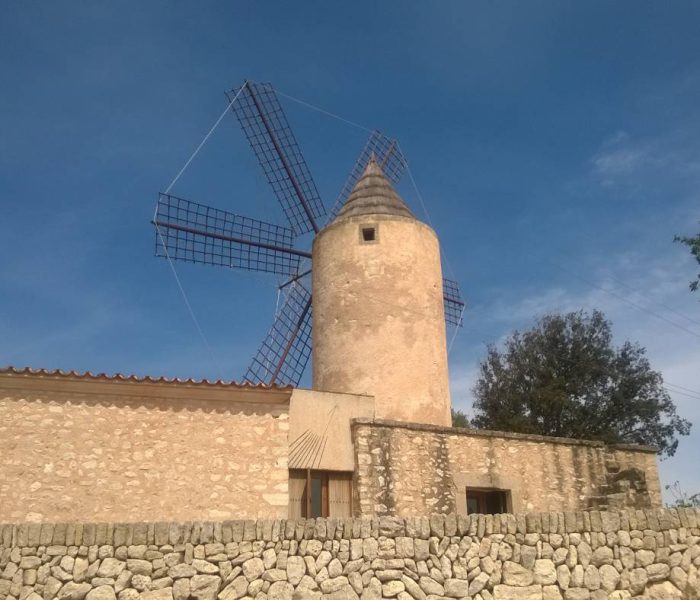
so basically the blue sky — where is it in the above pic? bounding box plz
[1,2,699,499]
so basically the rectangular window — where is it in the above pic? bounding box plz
[465,488,510,514]
[289,470,353,518]
[359,224,378,243]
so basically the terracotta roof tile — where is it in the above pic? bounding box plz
[0,366,292,390]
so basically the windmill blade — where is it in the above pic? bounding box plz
[153,193,310,277]
[326,130,408,223]
[443,277,465,327]
[228,81,325,236]
[243,279,313,386]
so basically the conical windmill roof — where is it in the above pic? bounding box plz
[333,156,415,223]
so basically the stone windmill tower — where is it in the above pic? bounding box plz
[153,81,463,427]
[313,157,452,427]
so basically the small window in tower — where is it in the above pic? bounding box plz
[360,224,377,243]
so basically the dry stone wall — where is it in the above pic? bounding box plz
[1,508,699,600]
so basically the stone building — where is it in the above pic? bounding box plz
[0,160,661,525]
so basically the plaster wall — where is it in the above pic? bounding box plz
[312,215,451,427]
[288,389,374,471]
[352,420,661,518]
[0,373,291,523]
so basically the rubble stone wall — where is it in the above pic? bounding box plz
[0,378,290,523]
[352,420,661,517]
[1,508,698,600]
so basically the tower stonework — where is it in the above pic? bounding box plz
[312,158,451,426]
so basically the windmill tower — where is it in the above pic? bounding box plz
[313,157,451,426]
[152,81,464,410]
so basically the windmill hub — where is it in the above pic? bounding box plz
[312,158,452,427]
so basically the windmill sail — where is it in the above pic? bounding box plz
[442,277,465,327]
[228,81,325,235]
[242,279,313,386]
[153,193,310,277]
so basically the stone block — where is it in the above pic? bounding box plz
[113,524,130,547]
[272,518,282,542]
[382,580,405,597]
[0,522,10,547]
[86,586,117,600]
[201,522,214,543]
[418,576,443,596]
[534,559,556,585]
[646,562,670,582]
[379,517,405,538]
[189,574,221,599]
[97,558,125,578]
[165,522,181,546]
[543,585,563,600]
[502,561,534,586]
[644,580,684,598]
[590,546,612,567]
[526,513,541,534]
[517,514,527,534]
[493,584,543,599]
[563,589,590,600]
[25,523,41,547]
[599,512,620,533]
[428,515,444,538]
[132,523,148,546]
[321,576,350,594]
[16,524,29,546]
[456,515,470,536]
[231,521,245,543]
[304,519,316,540]
[141,589,174,600]
[607,592,632,600]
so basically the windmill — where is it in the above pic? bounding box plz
[152,81,464,387]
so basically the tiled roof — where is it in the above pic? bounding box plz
[0,366,292,390]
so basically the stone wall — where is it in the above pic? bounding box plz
[0,371,291,523]
[1,508,699,600]
[352,420,661,517]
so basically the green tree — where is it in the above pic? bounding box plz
[471,310,691,457]
[675,225,700,292]
[451,408,470,428]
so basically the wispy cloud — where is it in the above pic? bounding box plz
[590,130,700,188]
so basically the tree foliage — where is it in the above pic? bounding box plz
[451,408,470,428]
[471,310,691,457]
[675,225,700,292]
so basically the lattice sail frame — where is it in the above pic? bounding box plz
[154,193,308,276]
[242,278,313,385]
[228,82,325,235]
[442,277,466,327]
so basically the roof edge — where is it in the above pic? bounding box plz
[350,418,659,453]
[0,366,292,390]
